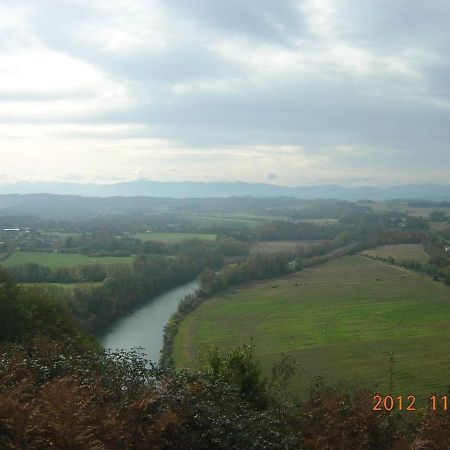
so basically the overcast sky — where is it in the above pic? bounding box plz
[1,0,450,186]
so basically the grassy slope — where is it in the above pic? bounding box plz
[360,244,430,264]
[173,255,450,401]
[1,251,133,269]
[135,232,217,242]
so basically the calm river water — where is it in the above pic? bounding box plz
[101,280,199,364]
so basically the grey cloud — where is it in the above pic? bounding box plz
[18,2,239,85]
[103,44,234,84]
[104,72,450,152]
[337,0,450,50]
[1,0,450,184]
[167,0,305,44]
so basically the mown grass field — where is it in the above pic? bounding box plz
[135,232,217,242]
[1,251,133,269]
[173,255,450,402]
[361,244,430,264]
[250,240,326,255]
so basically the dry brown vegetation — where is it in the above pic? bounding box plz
[1,338,449,449]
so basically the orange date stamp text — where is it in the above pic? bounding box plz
[372,395,448,412]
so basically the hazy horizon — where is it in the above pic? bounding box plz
[2,177,450,188]
[2,1,450,186]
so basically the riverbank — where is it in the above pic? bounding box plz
[101,280,199,364]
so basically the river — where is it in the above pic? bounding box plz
[101,280,199,364]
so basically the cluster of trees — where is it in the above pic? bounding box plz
[345,209,450,285]
[0,211,217,237]
[200,253,292,297]
[138,237,249,258]
[226,220,341,242]
[254,220,340,241]
[0,268,94,348]
[12,232,57,252]
[266,201,371,220]
[424,240,449,267]
[3,237,250,333]
[8,220,251,259]
[6,237,249,284]
[406,199,450,208]
[363,237,450,285]
[420,239,450,283]
[16,230,160,256]
[438,227,450,241]
[63,241,225,331]
[222,209,430,248]
[64,233,141,256]
[364,253,444,280]
[2,239,229,334]
[338,209,429,246]
[7,262,109,283]
[70,234,248,258]
[429,210,448,222]
[371,229,427,246]
[400,259,450,284]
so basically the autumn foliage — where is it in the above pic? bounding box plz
[0,338,449,449]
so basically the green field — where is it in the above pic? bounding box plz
[361,244,430,264]
[136,232,217,242]
[184,214,264,227]
[1,251,133,269]
[250,240,326,255]
[173,255,450,402]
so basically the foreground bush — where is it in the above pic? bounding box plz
[0,339,449,449]
[0,339,298,449]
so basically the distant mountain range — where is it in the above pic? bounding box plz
[0,179,450,201]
